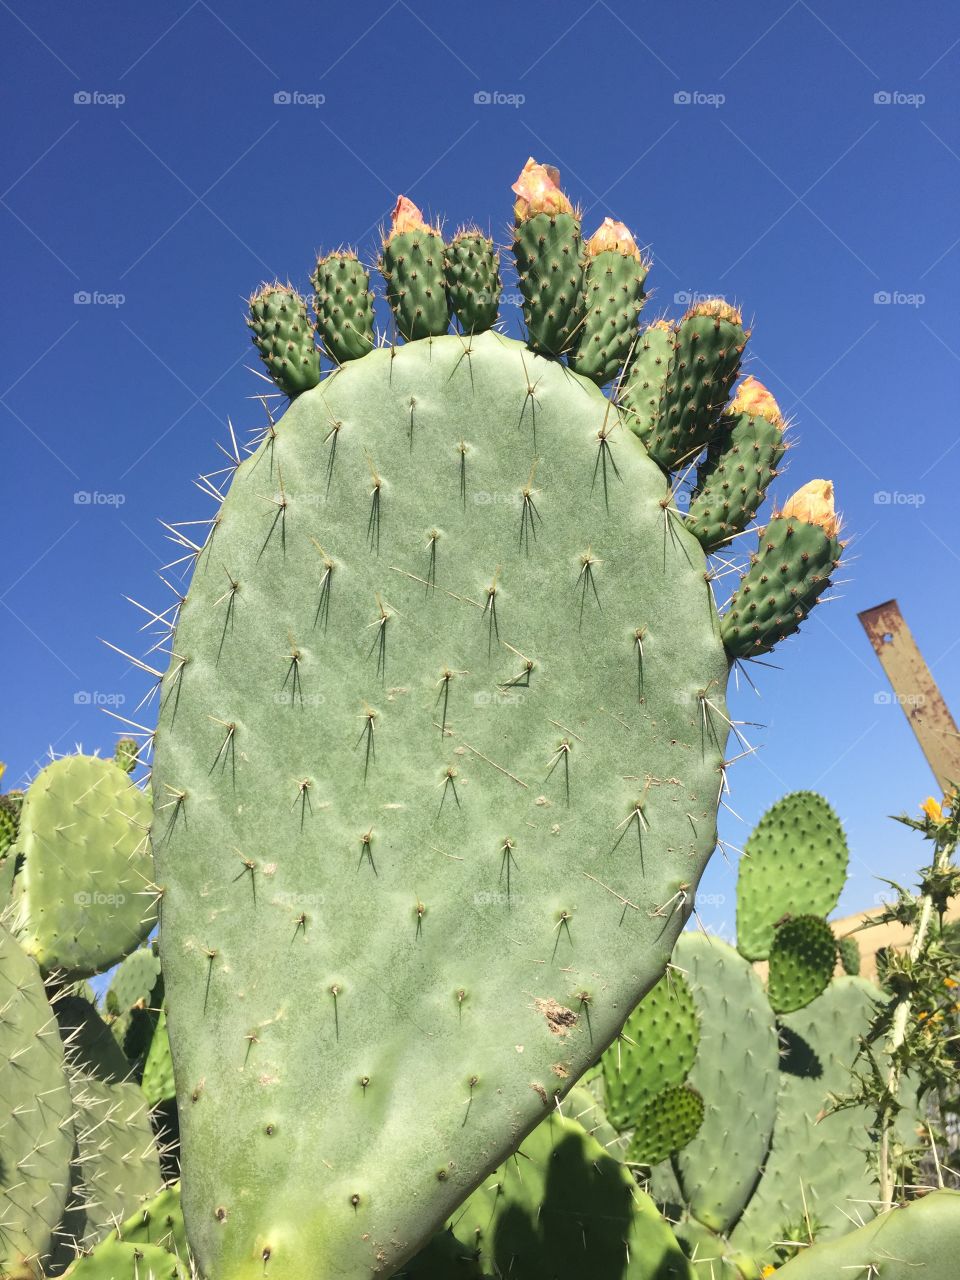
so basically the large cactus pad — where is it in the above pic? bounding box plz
[152,330,732,1278]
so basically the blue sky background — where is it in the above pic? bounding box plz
[2,1,958,934]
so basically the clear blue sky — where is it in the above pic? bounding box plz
[2,1,958,932]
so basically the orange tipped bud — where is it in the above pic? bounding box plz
[779,479,841,538]
[584,217,642,260]
[730,376,785,429]
[512,157,573,222]
[647,318,676,333]
[684,298,742,326]
[389,195,432,239]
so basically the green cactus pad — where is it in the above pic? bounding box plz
[107,1184,187,1261]
[105,946,163,1067]
[311,251,376,365]
[619,321,677,445]
[627,1084,704,1166]
[513,211,583,356]
[721,515,841,658]
[152,327,733,1280]
[671,934,780,1236]
[0,924,75,1280]
[645,305,748,471]
[381,229,450,341]
[838,935,860,975]
[62,1238,186,1280]
[396,1228,482,1278]
[736,791,848,962]
[729,978,881,1265]
[685,409,785,552]
[773,1189,960,1279]
[602,970,699,1131]
[56,995,164,1252]
[114,738,139,775]
[8,753,155,978]
[674,1220,754,1280]
[767,915,838,1014]
[141,1006,175,1106]
[1,792,20,857]
[570,248,648,386]
[247,285,320,397]
[441,1112,695,1279]
[563,1084,629,1158]
[443,231,501,335]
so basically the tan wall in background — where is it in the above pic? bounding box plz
[830,901,960,980]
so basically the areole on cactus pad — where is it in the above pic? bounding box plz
[149,159,843,1279]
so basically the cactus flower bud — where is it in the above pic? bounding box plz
[584,217,642,260]
[684,298,743,326]
[512,157,573,222]
[779,479,841,538]
[730,376,785,428]
[388,195,432,239]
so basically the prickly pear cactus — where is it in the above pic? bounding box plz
[149,162,839,1280]
[0,924,75,1280]
[8,752,155,978]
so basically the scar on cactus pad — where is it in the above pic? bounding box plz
[149,158,844,1280]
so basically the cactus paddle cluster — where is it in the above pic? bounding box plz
[0,747,172,1280]
[144,158,844,1280]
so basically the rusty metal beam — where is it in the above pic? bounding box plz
[859,598,960,793]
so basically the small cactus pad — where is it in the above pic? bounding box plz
[729,978,882,1265]
[685,378,787,552]
[627,1083,705,1166]
[247,285,321,398]
[673,1220,753,1280]
[62,1238,186,1280]
[311,251,375,364]
[736,791,848,961]
[720,481,842,658]
[105,945,163,1065]
[620,320,677,444]
[55,995,164,1251]
[107,1183,187,1261]
[141,1006,175,1106]
[670,934,780,1236]
[570,219,649,385]
[773,1189,960,1280]
[435,1111,695,1278]
[0,924,75,1280]
[838,935,860,975]
[8,753,155,978]
[766,914,838,1014]
[602,970,699,1130]
[152,328,732,1279]
[114,737,140,774]
[443,231,501,335]
[512,160,583,356]
[639,302,748,471]
[380,197,450,340]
